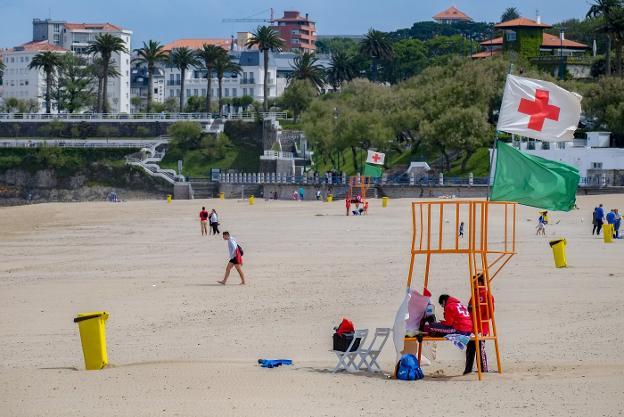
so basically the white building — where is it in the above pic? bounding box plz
[515,132,624,184]
[3,19,133,113]
[1,41,68,111]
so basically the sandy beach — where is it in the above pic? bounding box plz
[1,195,623,417]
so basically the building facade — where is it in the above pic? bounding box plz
[273,11,317,53]
[1,41,68,111]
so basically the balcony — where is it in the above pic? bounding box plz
[166,80,181,86]
[531,55,593,66]
[240,78,256,84]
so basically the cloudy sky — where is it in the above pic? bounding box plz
[0,0,591,48]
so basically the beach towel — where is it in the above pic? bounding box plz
[445,334,470,351]
[258,359,292,368]
[406,290,430,333]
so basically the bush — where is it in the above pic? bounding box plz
[167,121,203,151]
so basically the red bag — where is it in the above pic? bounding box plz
[336,318,354,335]
[235,247,243,265]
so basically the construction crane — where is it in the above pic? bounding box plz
[222,8,274,23]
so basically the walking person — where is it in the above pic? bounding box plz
[217,231,246,285]
[606,209,616,238]
[614,209,621,239]
[209,209,220,235]
[592,204,605,236]
[459,221,464,238]
[199,206,209,236]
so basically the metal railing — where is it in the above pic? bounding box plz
[0,112,290,121]
[0,138,167,149]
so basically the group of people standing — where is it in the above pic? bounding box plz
[592,204,621,238]
[199,207,220,236]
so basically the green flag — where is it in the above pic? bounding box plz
[363,163,383,178]
[491,141,579,211]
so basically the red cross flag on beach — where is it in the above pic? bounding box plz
[366,150,385,165]
[497,74,582,141]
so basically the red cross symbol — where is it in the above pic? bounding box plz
[371,153,381,163]
[517,89,560,131]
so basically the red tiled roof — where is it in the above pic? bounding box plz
[163,39,231,51]
[541,33,588,49]
[64,22,123,31]
[480,37,503,46]
[471,50,502,59]
[495,17,551,29]
[433,6,472,21]
[15,40,68,52]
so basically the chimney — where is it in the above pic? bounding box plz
[536,15,541,24]
[305,13,309,20]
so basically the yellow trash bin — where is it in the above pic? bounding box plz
[603,224,613,243]
[327,194,333,202]
[382,196,389,208]
[166,194,172,204]
[549,238,567,268]
[219,192,225,200]
[74,312,109,370]
[249,195,255,205]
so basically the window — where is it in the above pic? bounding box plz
[154,88,158,94]
[291,30,300,35]
[291,39,300,44]
[249,88,254,96]
[243,88,247,96]
[201,89,206,96]
[170,89,174,97]
[24,80,29,86]
[193,89,198,96]
[186,89,191,97]
[225,88,229,97]
[591,162,603,169]
[506,30,516,41]
[232,88,237,97]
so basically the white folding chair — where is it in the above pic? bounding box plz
[356,327,390,373]
[332,329,368,373]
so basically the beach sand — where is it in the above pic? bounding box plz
[1,195,623,417]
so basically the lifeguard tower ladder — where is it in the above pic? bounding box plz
[345,175,372,216]
[405,201,517,380]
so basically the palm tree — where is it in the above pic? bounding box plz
[0,58,5,80]
[500,7,520,22]
[89,57,121,112]
[587,0,624,76]
[327,51,356,90]
[246,25,284,112]
[86,33,128,112]
[28,51,64,113]
[214,53,242,114]
[135,40,168,113]
[289,52,326,90]
[196,44,227,112]
[359,28,394,82]
[169,47,200,112]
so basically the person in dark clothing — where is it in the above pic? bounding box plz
[592,204,604,235]
[209,209,220,235]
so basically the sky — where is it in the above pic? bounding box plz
[0,0,591,48]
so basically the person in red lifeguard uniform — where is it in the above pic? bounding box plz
[466,273,494,374]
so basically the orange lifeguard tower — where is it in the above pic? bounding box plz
[345,176,372,216]
[404,200,516,380]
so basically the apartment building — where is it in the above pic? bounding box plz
[273,11,317,53]
[1,41,68,111]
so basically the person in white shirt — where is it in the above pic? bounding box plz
[209,209,220,235]
[217,231,246,285]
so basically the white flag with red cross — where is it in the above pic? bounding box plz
[497,74,582,142]
[366,150,385,165]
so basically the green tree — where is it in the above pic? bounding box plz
[88,57,121,112]
[359,28,394,81]
[169,47,200,112]
[167,121,203,150]
[28,51,64,113]
[239,95,254,111]
[86,33,128,112]
[587,0,624,76]
[289,52,326,90]
[0,57,5,81]
[197,44,226,112]
[185,95,207,113]
[327,51,356,89]
[135,40,168,112]
[246,25,284,111]
[381,39,427,83]
[281,80,316,122]
[56,53,93,113]
[214,53,241,114]
[584,76,624,135]
[501,7,520,22]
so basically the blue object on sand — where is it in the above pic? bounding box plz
[258,359,293,368]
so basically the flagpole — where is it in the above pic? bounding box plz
[488,59,515,201]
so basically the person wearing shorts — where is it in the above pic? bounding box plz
[199,206,209,236]
[217,231,246,285]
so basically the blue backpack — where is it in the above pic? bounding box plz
[396,354,424,381]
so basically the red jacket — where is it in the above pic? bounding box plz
[441,296,474,333]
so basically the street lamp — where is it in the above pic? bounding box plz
[559,29,565,80]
